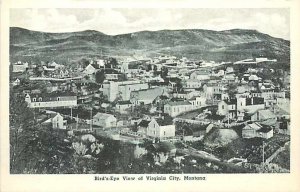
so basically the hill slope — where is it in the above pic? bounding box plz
[9,27,290,63]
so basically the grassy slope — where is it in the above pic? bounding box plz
[10,27,290,63]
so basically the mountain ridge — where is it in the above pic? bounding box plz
[9,27,290,63]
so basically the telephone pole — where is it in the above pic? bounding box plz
[90,108,93,132]
[76,114,78,130]
[262,141,265,164]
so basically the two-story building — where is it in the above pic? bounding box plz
[92,113,117,128]
[146,118,175,139]
[25,92,77,108]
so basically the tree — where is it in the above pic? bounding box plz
[161,67,168,79]
[146,64,152,72]
[227,83,238,98]
[153,65,158,72]
[95,70,105,84]
[174,81,183,93]
[107,57,118,69]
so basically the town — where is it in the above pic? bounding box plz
[9,54,290,174]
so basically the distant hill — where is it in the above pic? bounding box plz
[9,27,290,63]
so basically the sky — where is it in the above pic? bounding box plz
[10,8,290,40]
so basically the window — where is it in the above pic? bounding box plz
[57,97,60,101]
[222,105,224,109]
[39,97,42,102]
[164,131,166,136]
[33,98,36,102]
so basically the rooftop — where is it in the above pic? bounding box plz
[93,112,115,120]
[117,100,132,105]
[165,101,191,106]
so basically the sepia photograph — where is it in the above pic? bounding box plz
[8,8,291,174]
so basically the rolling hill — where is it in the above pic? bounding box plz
[9,27,290,63]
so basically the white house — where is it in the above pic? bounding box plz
[25,92,77,108]
[115,100,133,114]
[146,118,175,139]
[12,78,21,86]
[92,113,117,128]
[164,101,194,117]
[189,96,207,107]
[217,99,237,119]
[242,122,273,139]
[83,64,97,75]
[52,113,67,129]
[12,61,28,73]
[182,79,202,89]
[190,70,211,80]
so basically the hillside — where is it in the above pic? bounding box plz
[9,27,290,63]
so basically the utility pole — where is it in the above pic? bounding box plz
[262,141,265,164]
[227,113,229,127]
[90,108,93,132]
[76,114,78,130]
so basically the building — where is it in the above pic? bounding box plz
[277,118,290,135]
[120,61,141,74]
[236,97,265,120]
[115,100,133,114]
[182,79,202,89]
[189,96,207,107]
[190,70,211,80]
[164,101,194,117]
[101,80,149,102]
[217,99,237,119]
[52,113,67,129]
[92,113,117,128]
[259,82,275,92]
[12,78,21,86]
[83,64,97,75]
[146,118,175,139]
[12,61,28,73]
[203,83,226,99]
[25,92,77,108]
[130,87,167,105]
[250,109,277,123]
[242,122,273,139]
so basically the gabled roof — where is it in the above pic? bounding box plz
[165,101,191,106]
[256,125,272,133]
[244,122,262,130]
[155,118,173,126]
[131,87,165,102]
[138,120,151,127]
[258,109,276,119]
[117,100,132,105]
[93,112,115,120]
[192,70,211,75]
[224,99,237,105]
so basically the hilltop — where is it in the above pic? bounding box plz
[10,27,290,63]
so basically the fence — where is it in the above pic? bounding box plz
[265,141,290,164]
[174,117,248,129]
